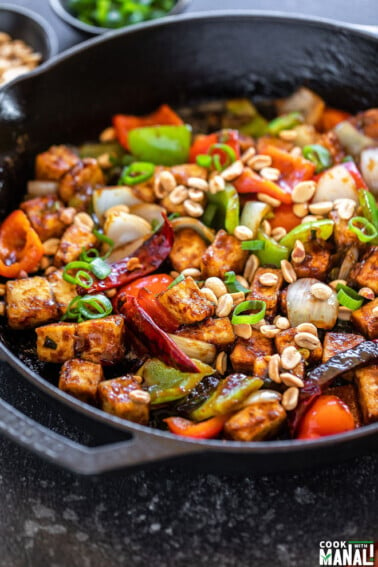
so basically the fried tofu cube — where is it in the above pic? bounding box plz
[156,276,215,325]
[175,317,235,348]
[98,376,149,425]
[169,228,208,273]
[248,267,284,319]
[76,315,125,364]
[36,322,76,363]
[275,328,306,378]
[6,277,58,329]
[323,384,362,427]
[224,401,286,441]
[293,240,332,281]
[351,298,378,339]
[20,195,66,241]
[355,365,378,424]
[201,230,248,279]
[59,359,103,403]
[329,210,359,248]
[54,223,97,267]
[47,270,77,315]
[58,158,104,207]
[230,330,273,377]
[349,247,378,294]
[170,164,208,184]
[322,332,364,363]
[35,145,79,181]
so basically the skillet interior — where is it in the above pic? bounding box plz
[0,13,377,467]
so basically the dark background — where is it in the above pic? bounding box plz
[0,1,377,566]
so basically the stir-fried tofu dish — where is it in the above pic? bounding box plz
[1,88,378,441]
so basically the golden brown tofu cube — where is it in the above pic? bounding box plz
[171,164,208,184]
[169,228,208,273]
[248,267,284,319]
[36,322,76,363]
[175,317,235,348]
[6,277,58,329]
[35,145,79,181]
[275,328,306,378]
[20,195,66,242]
[224,401,286,441]
[58,158,104,207]
[329,210,359,248]
[322,332,364,363]
[293,240,332,281]
[98,376,149,425]
[323,384,361,427]
[156,277,215,325]
[230,330,273,377]
[59,359,103,403]
[54,223,97,267]
[355,365,378,424]
[76,315,125,364]
[349,247,378,294]
[351,298,378,339]
[201,230,248,279]
[47,270,77,315]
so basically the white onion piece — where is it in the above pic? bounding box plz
[240,201,271,238]
[313,164,359,203]
[106,237,145,263]
[334,121,373,157]
[338,246,359,281]
[171,217,215,243]
[27,180,58,196]
[242,389,282,407]
[286,278,338,329]
[130,203,165,225]
[276,87,325,125]
[104,211,151,249]
[93,186,142,221]
[360,147,378,196]
[169,334,216,365]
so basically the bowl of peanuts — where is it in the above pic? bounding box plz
[0,4,58,87]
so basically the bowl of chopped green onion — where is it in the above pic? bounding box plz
[50,0,192,35]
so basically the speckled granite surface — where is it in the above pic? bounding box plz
[1,1,378,565]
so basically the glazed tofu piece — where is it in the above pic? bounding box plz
[156,276,215,325]
[355,365,378,424]
[224,401,286,441]
[322,332,365,363]
[35,145,79,181]
[47,270,77,315]
[248,267,284,319]
[36,322,76,363]
[175,317,235,348]
[323,384,361,427]
[59,359,103,403]
[200,230,248,279]
[6,277,58,329]
[170,164,208,184]
[230,330,273,377]
[169,228,207,272]
[54,222,97,267]
[20,195,66,241]
[293,240,332,281]
[349,247,378,294]
[329,210,359,248]
[58,158,104,207]
[76,315,126,364]
[351,298,378,339]
[98,376,150,425]
[275,329,306,378]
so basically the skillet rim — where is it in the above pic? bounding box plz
[0,10,377,454]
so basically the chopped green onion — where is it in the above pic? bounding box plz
[336,284,365,311]
[63,261,93,288]
[80,248,100,263]
[302,144,333,173]
[241,240,265,251]
[196,154,213,168]
[168,212,181,221]
[358,190,378,230]
[224,271,250,293]
[267,112,302,136]
[90,257,112,279]
[168,274,185,289]
[119,161,155,186]
[62,294,113,323]
[231,300,266,325]
[208,143,237,171]
[348,216,378,243]
[93,229,114,259]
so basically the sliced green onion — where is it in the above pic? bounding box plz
[231,300,266,325]
[80,248,100,263]
[241,240,265,251]
[93,229,114,259]
[208,143,236,171]
[302,144,333,173]
[358,190,378,230]
[63,261,93,288]
[267,112,302,136]
[168,274,185,289]
[348,216,378,243]
[224,271,250,294]
[62,294,113,323]
[196,154,213,168]
[336,284,365,311]
[119,161,155,186]
[90,257,112,279]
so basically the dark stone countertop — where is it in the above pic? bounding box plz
[0,1,377,566]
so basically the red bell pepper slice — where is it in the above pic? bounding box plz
[118,294,199,373]
[113,104,183,150]
[262,145,316,192]
[82,215,174,294]
[189,129,240,164]
[269,203,302,232]
[297,395,355,440]
[233,168,293,204]
[164,415,228,439]
[0,210,44,278]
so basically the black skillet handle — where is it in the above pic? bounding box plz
[0,396,200,474]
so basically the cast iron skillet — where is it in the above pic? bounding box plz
[0,12,377,475]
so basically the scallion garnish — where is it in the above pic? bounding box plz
[119,161,155,186]
[241,240,265,251]
[62,294,113,323]
[267,111,302,135]
[302,144,332,173]
[208,143,237,172]
[168,274,185,289]
[196,155,213,168]
[336,283,365,311]
[63,261,94,288]
[231,300,266,325]
[224,271,250,293]
[348,216,378,243]
[90,257,112,279]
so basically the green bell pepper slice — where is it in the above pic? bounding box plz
[128,124,192,166]
[267,112,303,136]
[279,219,334,250]
[255,229,289,267]
[202,183,240,234]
